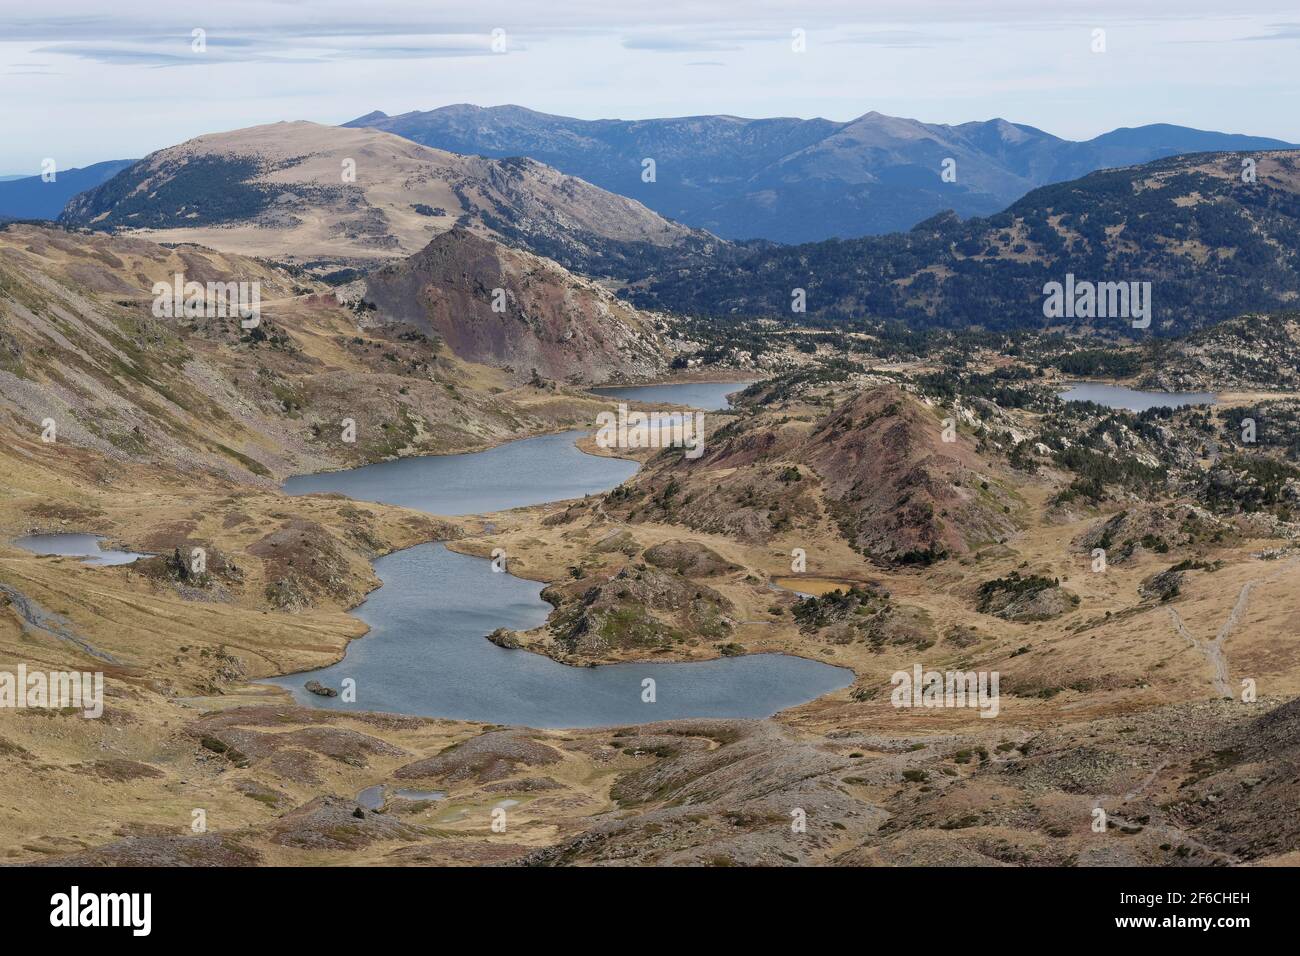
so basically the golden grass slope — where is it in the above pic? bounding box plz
[0,223,627,483]
[62,121,709,267]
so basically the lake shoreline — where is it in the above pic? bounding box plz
[275,377,756,484]
[263,380,856,727]
[262,539,853,727]
[261,430,631,686]
[1058,380,1218,411]
[255,381,753,693]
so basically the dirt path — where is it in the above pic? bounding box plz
[1093,758,1240,863]
[1169,558,1300,698]
[1106,811,1240,863]
[1123,760,1169,802]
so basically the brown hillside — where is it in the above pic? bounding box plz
[361,229,666,384]
[602,384,1020,564]
[62,121,715,275]
[801,386,1019,563]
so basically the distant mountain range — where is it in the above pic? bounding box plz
[45,117,1300,339]
[345,105,1296,243]
[630,149,1300,336]
[0,159,135,221]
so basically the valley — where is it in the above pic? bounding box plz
[4,111,1300,870]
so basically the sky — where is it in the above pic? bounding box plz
[2,0,1299,173]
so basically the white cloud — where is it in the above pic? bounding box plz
[2,2,1297,171]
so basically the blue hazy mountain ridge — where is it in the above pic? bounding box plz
[0,159,136,221]
[345,105,1295,243]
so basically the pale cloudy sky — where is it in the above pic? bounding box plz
[1,0,1298,172]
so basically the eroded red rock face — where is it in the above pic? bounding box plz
[604,384,1018,564]
[800,386,1019,563]
[363,228,666,385]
